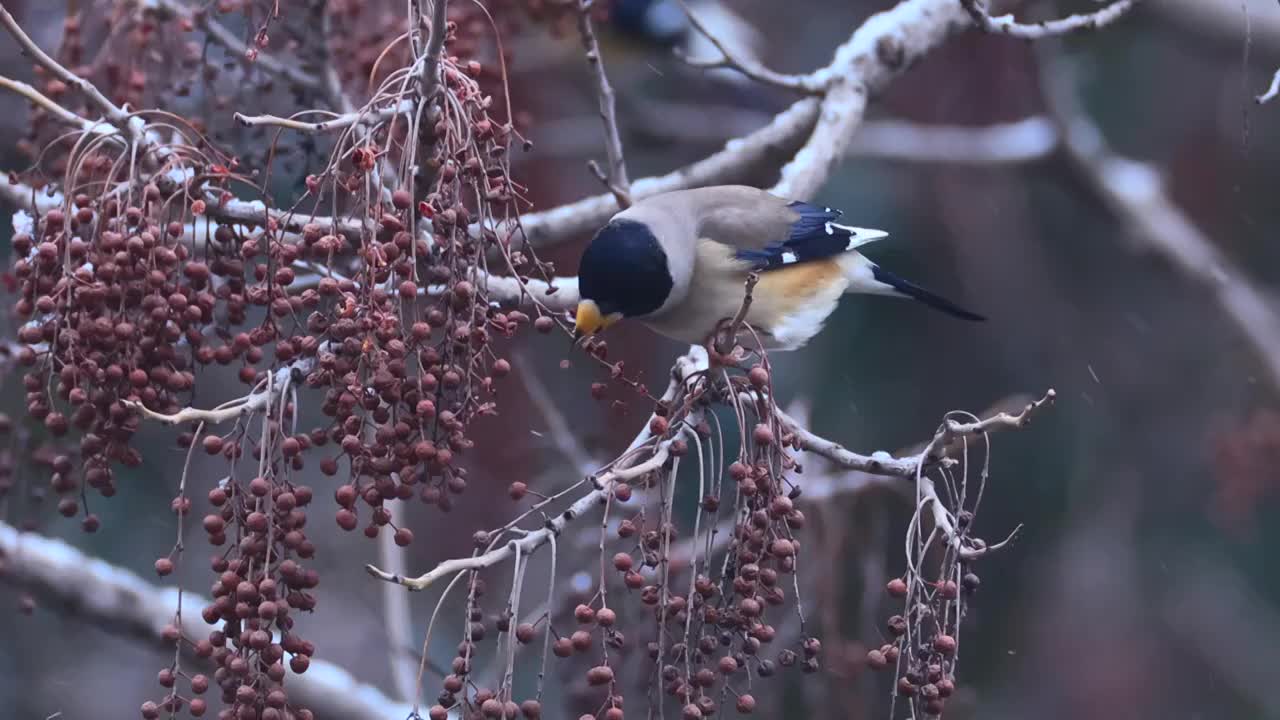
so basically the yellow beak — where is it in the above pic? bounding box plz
[574,299,621,339]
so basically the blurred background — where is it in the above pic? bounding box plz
[2,0,1280,718]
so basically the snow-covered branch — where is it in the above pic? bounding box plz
[0,521,412,720]
[959,0,1142,39]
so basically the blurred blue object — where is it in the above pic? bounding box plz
[611,0,689,46]
[607,0,764,89]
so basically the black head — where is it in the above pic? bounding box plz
[578,218,673,319]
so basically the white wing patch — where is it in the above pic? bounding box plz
[823,222,890,250]
[780,251,798,264]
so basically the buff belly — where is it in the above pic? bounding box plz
[640,247,852,351]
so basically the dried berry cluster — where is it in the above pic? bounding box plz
[866,509,987,718]
[0,1,1008,719]
[2,0,590,717]
[305,43,542,530]
[412,359,830,719]
[9,174,339,717]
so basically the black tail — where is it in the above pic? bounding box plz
[871,265,986,322]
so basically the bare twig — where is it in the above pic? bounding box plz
[959,0,1143,39]
[508,97,820,246]
[511,0,976,248]
[140,0,320,89]
[714,272,759,354]
[368,437,675,591]
[576,0,631,208]
[673,0,822,94]
[777,389,1056,478]
[121,360,316,426]
[936,389,1056,444]
[0,521,413,719]
[0,75,122,139]
[367,349,709,591]
[234,100,415,134]
[0,4,143,142]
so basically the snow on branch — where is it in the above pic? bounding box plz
[367,348,711,591]
[959,0,1143,39]
[778,389,1056,478]
[514,0,978,248]
[0,4,145,142]
[0,520,412,720]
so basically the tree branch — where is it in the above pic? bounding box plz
[0,521,412,719]
[439,269,578,312]
[576,0,632,207]
[0,75,123,139]
[0,4,144,142]
[511,0,977,248]
[367,349,710,591]
[509,96,820,246]
[234,99,415,134]
[1042,51,1280,390]
[673,0,823,94]
[418,0,450,102]
[141,0,321,90]
[777,389,1056,478]
[959,0,1143,39]
[849,116,1058,165]
[121,359,316,426]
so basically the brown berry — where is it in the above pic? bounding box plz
[933,634,956,655]
[586,665,614,685]
[752,424,774,445]
[887,615,907,636]
[886,578,908,598]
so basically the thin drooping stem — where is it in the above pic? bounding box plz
[575,0,631,208]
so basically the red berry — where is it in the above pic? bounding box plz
[933,634,956,655]
[752,424,774,445]
[586,665,614,685]
[336,508,358,531]
[886,578,908,598]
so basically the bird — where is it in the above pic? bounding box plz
[572,185,985,351]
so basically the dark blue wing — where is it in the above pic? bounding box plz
[734,201,889,271]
